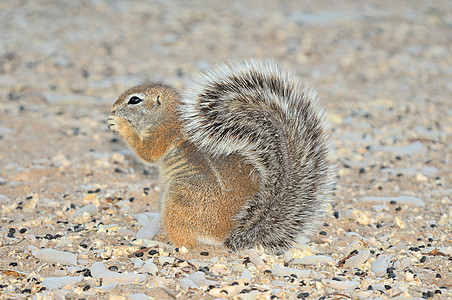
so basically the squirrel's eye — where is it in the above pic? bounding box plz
[128,96,142,105]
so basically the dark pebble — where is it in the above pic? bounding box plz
[22,289,31,293]
[83,285,90,291]
[297,292,309,298]
[200,251,209,256]
[83,270,92,277]
[420,256,426,263]
[422,291,434,298]
[319,231,327,235]
[409,247,421,252]
[264,270,272,274]
[367,285,373,290]
[80,243,88,248]
[333,211,339,219]
[290,273,297,278]
[19,228,27,234]
[240,289,251,294]
[135,252,144,257]
[114,167,125,173]
[436,273,441,278]
[108,266,119,272]
[231,281,239,286]
[395,206,402,211]
[430,224,437,228]
[45,234,54,240]
[148,249,158,256]
[358,168,365,174]
[9,262,18,267]
[384,285,392,290]
[332,277,342,281]
[376,223,383,228]
[7,228,15,237]
[390,200,397,205]
[434,290,441,294]
[428,238,434,242]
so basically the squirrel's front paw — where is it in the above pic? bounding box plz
[107,115,121,135]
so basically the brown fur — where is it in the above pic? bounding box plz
[108,84,259,247]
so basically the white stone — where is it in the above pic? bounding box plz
[342,241,363,257]
[291,255,334,266]
[180,278,200,291]
[371,254,392,277]
[135,213,161,240]
[345,250,370,268]
[240,268,252,282]
[158,256,175,265]
[33,249,77,266]
[188,271,217,288]
[90,262,146,285]
[271,266,316,278]
[324,279,359,290]
[42,276,84,289]
[129,293,150,300]
[130,258,144,269]
[139,260,158,274]
[69,204,98,221]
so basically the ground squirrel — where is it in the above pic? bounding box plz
[107,59,335,254]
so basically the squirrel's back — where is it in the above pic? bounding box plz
[180,59,335,253]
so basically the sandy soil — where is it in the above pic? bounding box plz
[0,0,451,299]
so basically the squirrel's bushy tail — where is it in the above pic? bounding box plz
[180,59,335,254]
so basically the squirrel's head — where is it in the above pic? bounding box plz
[110,83,181,133]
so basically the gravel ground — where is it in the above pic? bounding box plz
[0,0,451,299]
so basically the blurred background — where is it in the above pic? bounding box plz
[1,0,451,106]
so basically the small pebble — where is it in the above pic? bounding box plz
[297,292,309,298]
